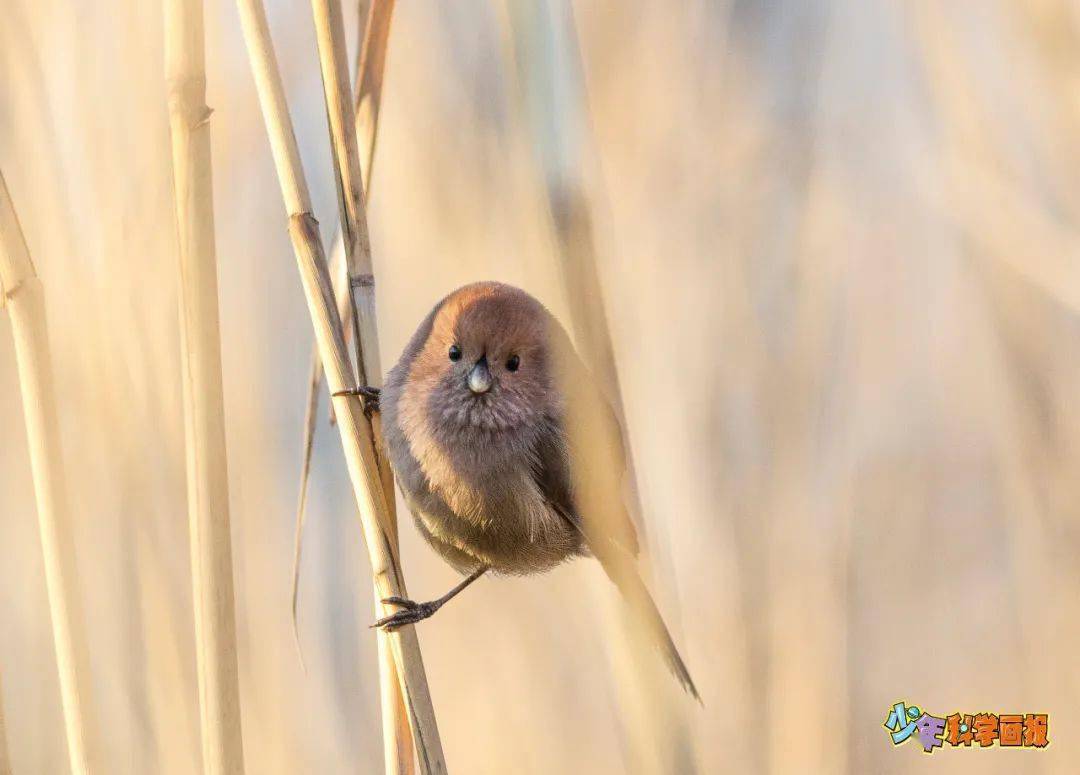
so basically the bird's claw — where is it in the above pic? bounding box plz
[333,385,380,416]
[373,598,440,631]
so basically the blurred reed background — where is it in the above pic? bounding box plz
[2,0,1080,773]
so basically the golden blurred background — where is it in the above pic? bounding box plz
[2,0,1080,772]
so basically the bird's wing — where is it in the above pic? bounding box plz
[538,321,640,554]
[530,409,699,700]
[531,407,639,557]
[531,326,699,700]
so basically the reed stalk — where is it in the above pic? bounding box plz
[310,0,370,377]
[164,0,247,772]
[0,170,98,774]
[359,9,408,767]
[309,1,411,772]
[233,2,445,772]
[326,0,396,415]
[291,0,396,613]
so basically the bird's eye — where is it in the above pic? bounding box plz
[448,344,462,362]
[506,354,520,372]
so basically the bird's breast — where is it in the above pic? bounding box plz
[389,382,582,572]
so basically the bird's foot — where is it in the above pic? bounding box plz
[332,385,380,416]
[373,596,442,631]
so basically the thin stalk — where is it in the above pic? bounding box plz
[310,0,369,380]
[325,0,396,427]
[0,170,99,775]
[233,2,445,772]
[293,1,410,772]
[292,0,397,637]
[312,0,396,430]
[164,0,247,773]
[290,3,408,770]
[309,2,410,773]
[290,345,323,672]
[355,6,404,768]
[375,583,413,775]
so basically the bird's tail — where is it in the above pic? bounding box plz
[598,545,701,702]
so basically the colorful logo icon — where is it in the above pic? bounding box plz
[884,702,1048,753]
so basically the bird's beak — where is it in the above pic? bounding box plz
[468,356,492,395]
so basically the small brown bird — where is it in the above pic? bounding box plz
[341,281,698,699]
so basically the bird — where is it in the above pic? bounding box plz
[337,281,699,700]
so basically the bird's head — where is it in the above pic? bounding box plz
[407,282,560,437]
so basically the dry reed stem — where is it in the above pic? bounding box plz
[374,581,413,775]
[233,2,445,772]
[319,0,396,421]
[292,0,397,643]
[311,0,368,379]
[308,0,383,502]
[324,0,396,423]
[289,3,407,769]
[354,10,406,773]
[0,170,98,774]
[309,2,411,773]
[290,348,323,672]
[164,1,247,772]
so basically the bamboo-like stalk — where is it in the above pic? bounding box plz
[373,579,412,775]
[292,0,397,624]
[0,170,98,774]
[233,2,445,772]
[291,0,396,571]
[163,1,247,773]
[312,0,396,431]
[287,0,405,768]
[289,2,407,769]
[310,0,370,377]
[309,2,412,773]
[356,9,406,773]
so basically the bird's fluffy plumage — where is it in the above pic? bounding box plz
[381,281,698,698]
